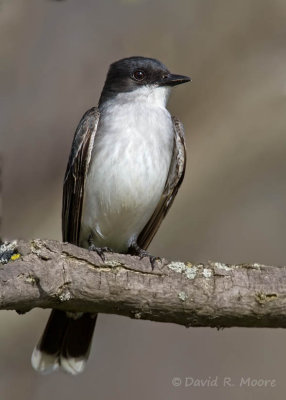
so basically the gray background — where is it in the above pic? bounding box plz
[1,0,286,399]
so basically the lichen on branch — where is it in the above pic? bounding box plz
[1,239,286,328]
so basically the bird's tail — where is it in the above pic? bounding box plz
[31,310,97,375]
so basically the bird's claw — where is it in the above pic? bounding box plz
[128,243,160,270]
[88,244,113,262]
[149,255,161,270]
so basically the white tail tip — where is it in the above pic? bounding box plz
[31,347,87,375]
[31,347,59,375]
[60,356,86,375]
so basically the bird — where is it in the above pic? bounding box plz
[31,56,190,375]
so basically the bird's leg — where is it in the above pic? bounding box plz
[88,235,113,262]
[128,241,160,270]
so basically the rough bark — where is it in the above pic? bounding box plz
[0,239,286,328]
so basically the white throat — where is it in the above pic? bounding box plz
[102,85,171,110]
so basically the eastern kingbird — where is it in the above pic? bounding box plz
[31,56,190,375]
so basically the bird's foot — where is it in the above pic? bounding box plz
[88,240,113,262]
[128,242,160,270]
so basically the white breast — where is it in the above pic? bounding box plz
[80,86,174,252]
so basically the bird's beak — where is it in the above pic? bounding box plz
[159,73,191,87]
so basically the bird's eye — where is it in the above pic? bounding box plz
[132,70,146,81]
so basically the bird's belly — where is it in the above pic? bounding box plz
[80,118,173,252]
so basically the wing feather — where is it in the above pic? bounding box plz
[62,107,100,244]
[137,116,186,250]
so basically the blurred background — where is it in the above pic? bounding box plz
[1,0,286,398]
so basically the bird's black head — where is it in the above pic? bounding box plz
[99,56,190,106]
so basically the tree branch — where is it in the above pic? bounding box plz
[0,239,286,328]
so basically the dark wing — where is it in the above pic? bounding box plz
[137,116,187,250]
[62,107,100,245]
